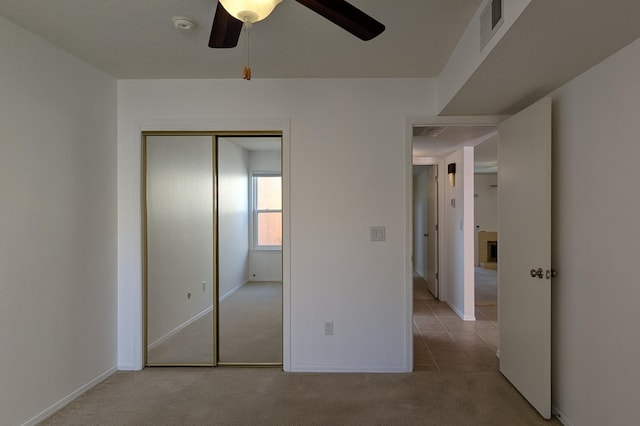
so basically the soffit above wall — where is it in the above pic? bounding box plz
[440,0,640,115]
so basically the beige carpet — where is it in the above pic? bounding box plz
[40,278,560,425]
[42,368,560,425]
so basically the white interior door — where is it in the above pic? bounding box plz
[426,165,438,297]
[498,97,552,418]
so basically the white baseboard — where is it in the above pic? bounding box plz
[291,364,408,373]
[22,366,117,426]
[552,406,575,426]
[445,301,476,321]
[148,305,213,350]
[116,364,140,371]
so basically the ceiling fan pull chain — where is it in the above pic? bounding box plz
[242,21,252,80]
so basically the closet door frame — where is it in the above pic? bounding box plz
[142,130,285,367]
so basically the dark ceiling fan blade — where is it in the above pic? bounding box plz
[208,2,243,48]
[295,0,385,41]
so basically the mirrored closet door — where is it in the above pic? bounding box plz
[217,136,283,365]
[144,133,283,367]
[145,135,215,366]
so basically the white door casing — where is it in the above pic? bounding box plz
[498,97,552,419]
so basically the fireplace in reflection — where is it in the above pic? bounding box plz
[478,231,498,270]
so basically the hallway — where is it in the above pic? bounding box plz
[413,275,498,371]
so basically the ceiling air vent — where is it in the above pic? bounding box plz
[480,0,503,50]
[413,126,448,138]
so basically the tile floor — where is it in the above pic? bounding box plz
[413,275,499,372]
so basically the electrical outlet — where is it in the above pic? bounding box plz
[187,291,192,299]
[324,321,333,336]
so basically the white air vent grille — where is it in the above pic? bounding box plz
[480,0,504,50]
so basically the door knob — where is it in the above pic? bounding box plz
[530,268,544,279]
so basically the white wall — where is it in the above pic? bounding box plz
[550,36,640,426]
[474,173,498,265]
[443,148,475,320]
[218,139,250,297]
[0,16,117,426]
[248,149,283,281]
[249,149,281,171]
[117,78,436,372]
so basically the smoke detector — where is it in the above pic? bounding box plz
[172,16,197,32]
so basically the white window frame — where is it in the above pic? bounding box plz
[250,172,282,251]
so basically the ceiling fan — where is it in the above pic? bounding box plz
[208,0,385,78]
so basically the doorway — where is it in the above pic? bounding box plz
[143,132,283,367]
[409,106,552,416]
[473,135,498,312]
[412,123,498,320]
[412,165,438,298]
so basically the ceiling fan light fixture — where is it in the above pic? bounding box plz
[219,0,283,23]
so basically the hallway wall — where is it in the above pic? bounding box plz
[443,147,475,320]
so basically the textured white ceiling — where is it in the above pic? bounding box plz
[0,0,482,79]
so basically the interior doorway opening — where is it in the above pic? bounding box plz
[412,164,439,299]
[411,122,499,371]
[473,136,498,310]
[412,124,497,318]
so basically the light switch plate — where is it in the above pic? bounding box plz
[370,226,385,242]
